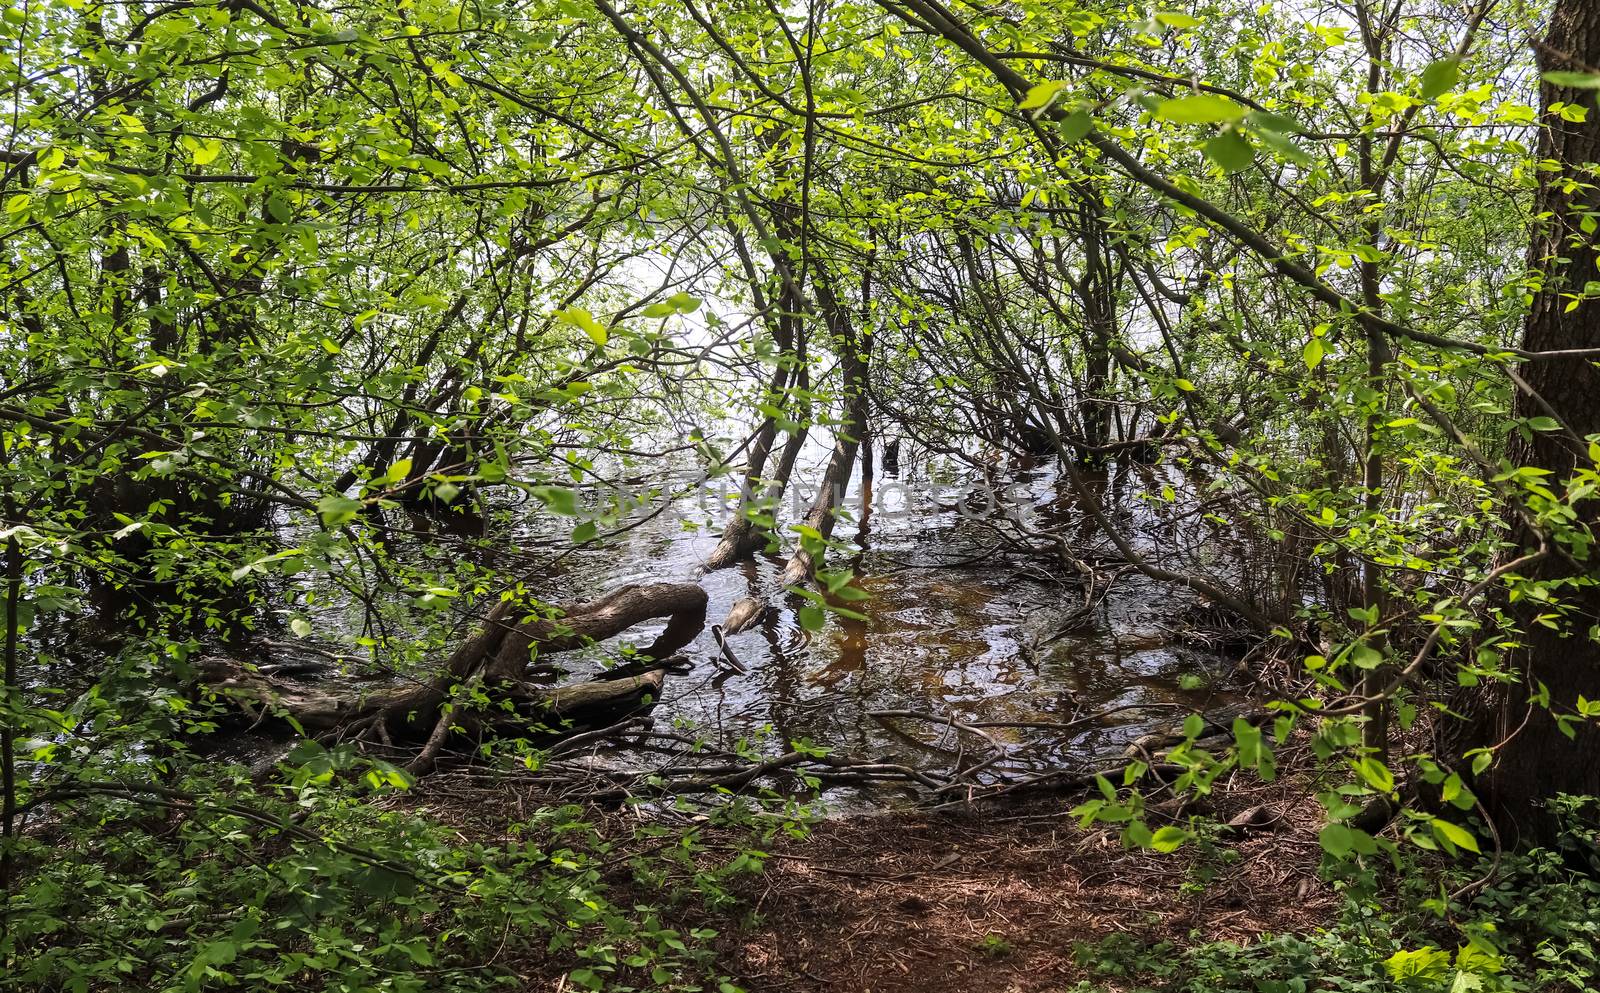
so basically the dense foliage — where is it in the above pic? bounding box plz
[4,0,1600,987]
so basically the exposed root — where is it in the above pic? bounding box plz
[200,583,706,773]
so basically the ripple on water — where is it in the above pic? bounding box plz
[343,458,1246,810]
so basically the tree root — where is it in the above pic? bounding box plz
[199,582,706,774]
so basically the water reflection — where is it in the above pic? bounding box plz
[454,453,1242,807]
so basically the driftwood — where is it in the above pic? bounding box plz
[709,625,750,675]
[721,595,767,634]
[1121,703,1265,758]
[432,697,1281,817]
[202,582,708,774]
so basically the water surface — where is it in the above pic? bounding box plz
[484,450,1242,804]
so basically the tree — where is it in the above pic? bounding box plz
[1466,0,1600,840]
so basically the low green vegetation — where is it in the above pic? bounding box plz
[4,734,809,992]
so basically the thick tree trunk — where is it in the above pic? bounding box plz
[1465,0,1600,843]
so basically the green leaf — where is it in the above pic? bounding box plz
[383,458,413,485]
[555,307,609,346]
[1431,818,1481,853]
[666,292,702,313]
[194,939,238,967]
[1319,822,1355,857]
[1155,94,1246,124]
[1349,644,1383,669]
[1303,337,1327,369]
[316,494,364,527]
[1057,110,1092,143]
[1256,127,1313,165]
[1019,80,1069,111]
[1419,58,1461,100]
[532,486,579,515]
[1155,11,1200,29]
[1386,946,1452,981]
[1123,819,1154,848]
[1233,716,1262,762]
[1204,130,1256,172]
[1096,774,1117,801]
[1355,756,1396,793]
[1150,826,1188,852]
[194,138,223,165]
[1543,71,1600,89]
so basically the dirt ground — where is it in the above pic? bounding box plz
[698,796,1335,992]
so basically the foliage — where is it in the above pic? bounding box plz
[1,738,802,991]
[4,0,1600,986]
[1071,806,1600,992]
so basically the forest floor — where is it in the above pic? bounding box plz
[412,754,1338,993]
[680,796,1334,993]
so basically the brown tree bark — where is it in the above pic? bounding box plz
[706,303,809,570]
[778,270,871,588]
[1467,0,1600,843]
[200,582,708,774]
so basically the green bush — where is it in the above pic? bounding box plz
[1,747,802,993]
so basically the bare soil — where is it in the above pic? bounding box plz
[697,798,1334,992]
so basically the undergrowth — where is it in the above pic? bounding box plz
[0,741,810,993]
[1069,797,1600,993]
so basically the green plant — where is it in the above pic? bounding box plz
[1066,807,1600,993]
[975,933,1014,959]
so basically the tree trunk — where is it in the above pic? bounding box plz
[778,271,870,587]
[200,582,708,773]
[778,417,862,587]
[705,411,808,569]
[1077,187,1115,454]
[1466,0,1600,844]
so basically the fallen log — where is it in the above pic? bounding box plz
[199,582,706,774]
[538,670,666,725]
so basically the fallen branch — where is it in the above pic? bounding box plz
[200,582,707,774]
